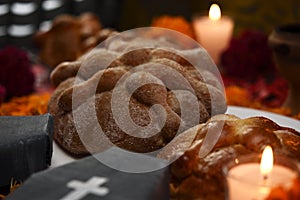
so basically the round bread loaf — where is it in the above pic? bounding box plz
[158,114,300,200]
[48,33,227,156]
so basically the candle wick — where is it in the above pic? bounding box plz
[263,174,268,181]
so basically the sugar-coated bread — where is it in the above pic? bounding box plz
[48,34,227,156]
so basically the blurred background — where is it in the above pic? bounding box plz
[0,0,299,49]
[0,0,300,118]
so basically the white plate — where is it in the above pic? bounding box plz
[51,142,77,168]
[226,106,300,131]
[51,106,300,168]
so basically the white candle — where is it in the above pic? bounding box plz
[228,163,296,200]
[226,146,297,200]
[193,4,234,65]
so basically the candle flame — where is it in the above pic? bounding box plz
[209,4,221,21]
[260,146,274,179]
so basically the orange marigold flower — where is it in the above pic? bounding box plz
[225,85,252,107]
[225,85,300,120]
[294,112,300,120]
[0,93,50,116]
[264,107,292,117]
[0,179,21,199]
[151,15,195,39]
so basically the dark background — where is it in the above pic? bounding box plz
[1,0,300,49]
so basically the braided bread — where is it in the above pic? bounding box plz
[158,114,300,200]
[48,33,227,156]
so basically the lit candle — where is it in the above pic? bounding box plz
[260,145,273,180]
[225,146,298,200]
[193,4,234,65]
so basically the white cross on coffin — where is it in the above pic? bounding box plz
[60,176,109,200]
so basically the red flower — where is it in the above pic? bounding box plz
[0,84,6,104]
[221,30,276,80]
[248,76,288,107]
[0,46,35,100]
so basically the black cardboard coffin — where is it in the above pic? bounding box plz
[7,148,169,200]
[0,114,53,188]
